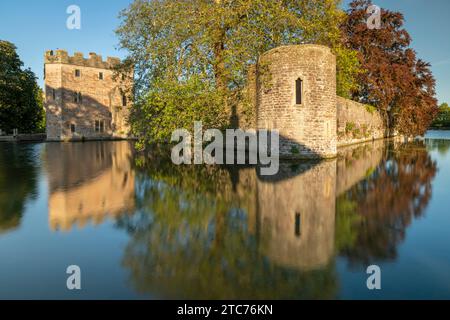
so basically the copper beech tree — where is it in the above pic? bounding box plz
[342,0,438,136]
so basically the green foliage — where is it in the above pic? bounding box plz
[290,146,300,154]
[0,40,45,134]
[335,195,360,252]
[431,102,450,128]
[0,144,39,234]
[335,46,362,98]
[345,122,355,133]
[364,104,377,114]
[365,166,375,178]
[352,127,361,138]
[130,76,227,148]
[439,102,450,111]
[117,0,361,145]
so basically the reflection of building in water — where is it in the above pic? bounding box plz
[255,161,336,270]
[44,142,135,231]
[336,139,386,195]
[250,140,387,270]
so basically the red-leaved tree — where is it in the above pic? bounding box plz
[342,0,438,136]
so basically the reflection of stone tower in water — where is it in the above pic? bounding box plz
[45,142,135,231]
[257,160,336,270]
[256,45,337,159]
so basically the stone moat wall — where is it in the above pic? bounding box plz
[336,96,386,147]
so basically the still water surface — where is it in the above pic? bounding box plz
[1,131,450,299]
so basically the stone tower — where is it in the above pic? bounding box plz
[44,50,132,141]
[256,45,337,159]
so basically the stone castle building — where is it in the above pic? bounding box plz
[44,50,132,141]
[250,44,386,159]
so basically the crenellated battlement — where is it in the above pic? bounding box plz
[45,49,121,69]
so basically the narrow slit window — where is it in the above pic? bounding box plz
[295,212,301,237]
[99,72,103,80]
[73,92,82,103]
[296,78,303,105]
[95,120,100,132]
[52,89,56,100]
[122,94,127,107]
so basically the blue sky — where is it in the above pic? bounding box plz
[1,0,449,104]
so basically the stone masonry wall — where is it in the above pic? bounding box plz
[337,96,386,147]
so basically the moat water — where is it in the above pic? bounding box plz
[0,131,450,299]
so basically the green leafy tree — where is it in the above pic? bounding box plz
[0,40,45,134]
[431,102,450,128]
[116,0,361,147]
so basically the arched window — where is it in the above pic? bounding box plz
[295,78,303,105]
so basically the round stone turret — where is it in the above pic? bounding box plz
[256,44,337,159]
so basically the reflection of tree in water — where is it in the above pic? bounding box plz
[0,144,40,234]
[116,155,338,299]
[426,139,450,156]
[337,142,437,265]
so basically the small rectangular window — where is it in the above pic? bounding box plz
[122,95,127,107]
[99,72,103,80]
[95,120,105,133]
[296,78,303,105]
[75,69,81,77]
[52,89,56,100]
[73,92,82,104]
[70,124,76,133]
[295,213,301,237]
